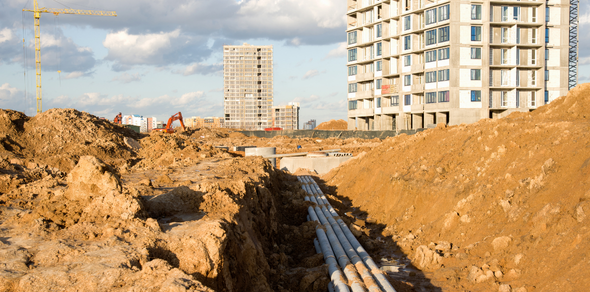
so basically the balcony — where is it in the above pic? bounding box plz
[349,108,375,117]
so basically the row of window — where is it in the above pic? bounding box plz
[424,4,450,26]
[425,26,450,46]
[424,69,450,83]
[420,91,450,104]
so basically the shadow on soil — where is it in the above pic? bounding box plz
[312,176,443,292]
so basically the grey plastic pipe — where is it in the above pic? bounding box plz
[304,176,397,292]
[299,177,350,292]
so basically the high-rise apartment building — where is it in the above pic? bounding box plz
[272,102,300,130]
[223,43,274,130]
[346,0,577,130]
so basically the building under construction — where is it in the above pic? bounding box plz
[346,0,579,130]
[223,44,274,130]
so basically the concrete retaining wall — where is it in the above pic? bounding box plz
[238,129,425,139]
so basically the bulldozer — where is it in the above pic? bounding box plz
[153,112,186,134]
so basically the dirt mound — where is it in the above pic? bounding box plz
[314,119,348,130]
[324,83,590,291]
[0,108,139,172]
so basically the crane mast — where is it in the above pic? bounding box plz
[23,0,116,113]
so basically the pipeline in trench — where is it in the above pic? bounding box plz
[297,176,397,292]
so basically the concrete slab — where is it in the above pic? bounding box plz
[280,156,352,175]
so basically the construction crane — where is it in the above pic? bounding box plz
[23,0,116,114]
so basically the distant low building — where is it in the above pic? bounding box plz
[303,119,317,130]
[272,102,300,130]
[185,117,225,129]
[122,115,157,133]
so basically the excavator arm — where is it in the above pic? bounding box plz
[155,112,185,133]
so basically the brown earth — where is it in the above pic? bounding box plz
[0,108,382,291]
[314,119,348,130]
[323,83,590,291]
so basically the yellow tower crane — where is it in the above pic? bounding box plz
[23,0,116,113]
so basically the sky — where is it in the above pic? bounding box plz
[0,0,589,127]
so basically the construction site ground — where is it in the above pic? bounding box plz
[1,83,590,291]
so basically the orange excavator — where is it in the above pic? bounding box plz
[113,112,122,124]
[153,112,186,134]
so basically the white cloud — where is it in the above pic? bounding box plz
[104,29,180,65]
[112,72,142,83]
[292,94,320,103]
[0,83,34,113]
[174,63,222,76]
[303,70,320,80]
[0,28,13,43]
[63,71,85,80]
[174,92,205,106]
[325,42,347,59]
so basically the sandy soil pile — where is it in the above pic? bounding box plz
[324,83,590,291]
[314,119,348,130]
[0,108,356,291]
[0,109,139,173]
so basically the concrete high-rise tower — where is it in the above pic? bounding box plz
[223,43,274,130]
[346,0,576,130]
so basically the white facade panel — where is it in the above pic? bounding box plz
[460,90,482,109]
[459,69,482,87]
[547,49,560,67]
[438,60,449,67]
[425,83,436,90]
[460,47,482,66]
[348,76,356,81]
[348,93,356,98]
[460,26,471,44]
[425,62,436,69]
[550,28,560,46]
[438,81,449,88]
[547,70,561,88]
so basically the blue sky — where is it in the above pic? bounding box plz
[0,0,589,126]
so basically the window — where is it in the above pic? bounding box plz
[376,79,382,89]
[426,92,437,103]
[404,75,412,86]
[501,70,509,85]
[376,97,382,108]
[531,70,536,86]
[426,71,437,83]
[426,8,437,25]
[404,55,412,66]
[545,90,549,103]
[532,7,537,22]
[404,0,411,11]
[501,48,509,64]
[376,60,382,71]
[532,28,537,44]
[404,35,411,50]
[471,48,481,59]
[376,42,382,56]
[426,29,437,45]
[516,90,520,107]
[439,4,450,21]
[348,65,357,76]
[545,28,549,43]
[545,70,549,81]
[471,26,482,41]
[501,27,509,43]
[501,6,509,22]
[426,50,437,62]
[348,48,357,62]
[471,90,481,102]
[471,69,481,80]
[348,83,357,93]
[349,100,358,110]
[438,69,450,81]
[376,24,382,38]
[438,91,450,102]
[391,95,399,106]
[546,7,550,22]
[439,26,450,42]
[530,91,536,107]
[404,94,412,105]
[366,63,374,73]
[513,7,520,21]
[531,49,536,65]
[348,31,357,45]
[471,5,482,20]
[501,91,508,107]
[438,47,450,60]
[404,16,411,31]
[517,48,520,65]
[545,49,549,60]
[517,27,521,44]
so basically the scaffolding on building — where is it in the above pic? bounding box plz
[569,0,579,90]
